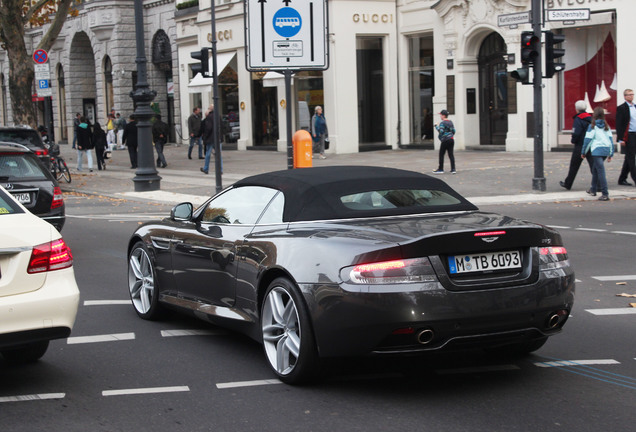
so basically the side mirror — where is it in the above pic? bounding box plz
[171,202,193,221]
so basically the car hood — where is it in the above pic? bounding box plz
[0,213,58,297]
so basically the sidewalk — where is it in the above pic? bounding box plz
[59,142,636,207]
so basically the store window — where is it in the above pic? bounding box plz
[252,73,279,147]
[408,35,434,144]
[219,55,239,144]
[562,24,616,130]
[295,71,323,131]
[357,37,385,146]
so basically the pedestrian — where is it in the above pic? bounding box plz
[616,88,636,186]
[311,105,328,159]
[106,113,116,152]
[92,121,107,171]
[188,107,203,160]
[560,100,593,190]
[76,117,94,172]
[582,106,614,201]
[152,114,169,168]
[200,104,217,174]
[72,112,81,149]
[116,113,127,149]
[433,109,456,174]
[122,115,138,169]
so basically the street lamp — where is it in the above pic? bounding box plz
[131,0,161,192]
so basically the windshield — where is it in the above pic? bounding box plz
[0,153,48,180]
[0,130,43,147]
[0,189,23,214]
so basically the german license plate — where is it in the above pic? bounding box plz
[448,250,521,274]
[11,192,31,205]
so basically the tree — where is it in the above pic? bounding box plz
[0,0,77,127]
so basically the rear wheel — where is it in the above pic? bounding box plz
[59,159,71,183]
[261,277,320,384]
[128,242,164,320]
[1,341,49,363]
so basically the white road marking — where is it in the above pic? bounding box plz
[592,275,636,281]
[610,231,636,236]
[102,386,190,397]
[575,228,607,233]
[535,359,620,368]
[67,332,136,344]
[585,308,636,316]
[0,393,65,403]
[435,365,520,375]
[216,379,283,389]
[161,329,224,337]
[83,300,131,306]
[547,225,570,229]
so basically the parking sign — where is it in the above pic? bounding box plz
[245,0,328,70]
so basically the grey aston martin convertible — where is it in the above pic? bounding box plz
[127,166,574,384]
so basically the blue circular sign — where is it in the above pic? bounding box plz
[273,8,302,38]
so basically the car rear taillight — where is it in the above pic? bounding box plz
[349,257,436,284]
[51,186,63,209]
[27,238,73,274]
[539,246,569,270]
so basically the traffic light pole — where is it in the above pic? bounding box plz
[531,0,545,191]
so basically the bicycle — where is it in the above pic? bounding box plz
[48,143,71,183]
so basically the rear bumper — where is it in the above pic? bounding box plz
[303,271,574,357]
[0,267,79,349]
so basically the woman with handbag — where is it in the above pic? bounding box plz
[582,106,614,201]
[311,106,328,159]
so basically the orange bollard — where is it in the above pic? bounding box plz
[293,130,313,168]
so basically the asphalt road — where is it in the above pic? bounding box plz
[1,194,635,432]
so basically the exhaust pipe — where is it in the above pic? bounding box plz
[417,328,435,345]
[547,313,561,329]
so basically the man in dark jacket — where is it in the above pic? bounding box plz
[200,104,216,174]
[560,100,593,190]
[76,117,94,172]
[616,88,636,186]
[151,115,169,168]
[187,107,203,160]
[122,115,138,169]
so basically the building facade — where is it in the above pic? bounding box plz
[0,0,627,156]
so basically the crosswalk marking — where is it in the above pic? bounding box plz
[84,300,131,306]
[67,333,135,344]
[161,329,225,337]
[216,379,283,389]
[0,393,65,403]
[535,359,620,368]
[592,275,636,281]
[102,386,189,397]
[585,308,636,316]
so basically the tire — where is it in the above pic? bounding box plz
[1,341,49,363]
[128,242,164,320]
[59,159,71,183]
[261,277,320,384]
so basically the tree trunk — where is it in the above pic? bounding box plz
[0,0,73,127]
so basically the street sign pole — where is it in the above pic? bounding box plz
[531,0,545,191]
[210,3,222,193]
[284,70,294,169]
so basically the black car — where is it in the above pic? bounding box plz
[0,126,50,169]
[0,142,65,231]
[127,166,574,384]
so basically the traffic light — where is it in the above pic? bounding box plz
[520,31,540,66]
[544,31,565,78]
[511,67,531,85]
[190,48,210,77]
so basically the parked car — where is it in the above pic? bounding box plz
[0,186,79,363]
[0,142,65,231]
[126,166,575,384]
[0,126,51,169]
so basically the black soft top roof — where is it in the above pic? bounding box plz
[234,166,477,222]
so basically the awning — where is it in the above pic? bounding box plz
[262,71,285,88]
[188,51,236,94]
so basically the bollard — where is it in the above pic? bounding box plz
[293,130,313,168]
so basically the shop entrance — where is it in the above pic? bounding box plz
[478,33,508,145]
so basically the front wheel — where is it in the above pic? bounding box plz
[59,159,71,183]
[128,242,164,320]
[261,277,320,384]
